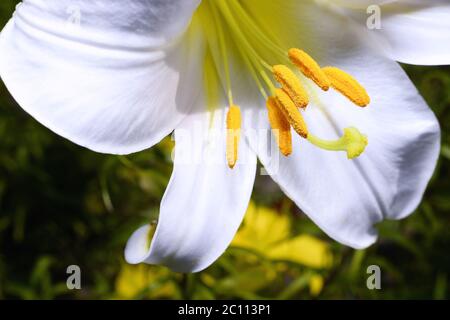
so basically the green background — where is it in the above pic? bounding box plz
[0,1,449,299]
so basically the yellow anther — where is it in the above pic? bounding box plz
[272,65,309,109]
[288,49,331,91]
[307,127,368,159]
[266,97,292,156]
[322,67,370,107]
[226,105,241,169]
[274,88,308,139]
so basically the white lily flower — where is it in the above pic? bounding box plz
[0,0,448,273]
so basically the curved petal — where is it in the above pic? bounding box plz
[125,103,257,272]
[245,1,440,248]
[0,0,203,154]
[254,0,450,65]
[338,1,450,65]
[250,55,439,248]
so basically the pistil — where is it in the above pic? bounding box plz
[307,127,368,159]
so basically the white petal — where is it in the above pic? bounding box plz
[249,46,439,248]
[125,103,257,272]
[241,0,440,247]
[0,0,203,154]
[338,1,450,65]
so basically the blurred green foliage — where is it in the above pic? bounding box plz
[0,1,449,300]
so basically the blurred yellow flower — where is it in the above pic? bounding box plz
[114,264,177,299]
[232,202,332,269]
[309,274,325,297]
[269,236,332,268]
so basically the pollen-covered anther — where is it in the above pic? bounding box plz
[272,65,309,109]
[288,48,330,91]
[267,97,292,156]
[274,88,308,139]
[226,105,242,169]
[322,67,371,107]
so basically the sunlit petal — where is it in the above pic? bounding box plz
[125,101,257,272]
[0,0,203,154]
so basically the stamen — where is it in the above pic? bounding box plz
[267,97,292,156]
[273,65,309,109]
[288,49,330,91]
[214,0,273,100]
[274,88,308,139]
[322,67,370,107]
[196,1,371,165]
[210,2,234,106]
[307,127,368,159]
[226,105,242,168]
[203,51,220,117]
[227,0,287,61]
